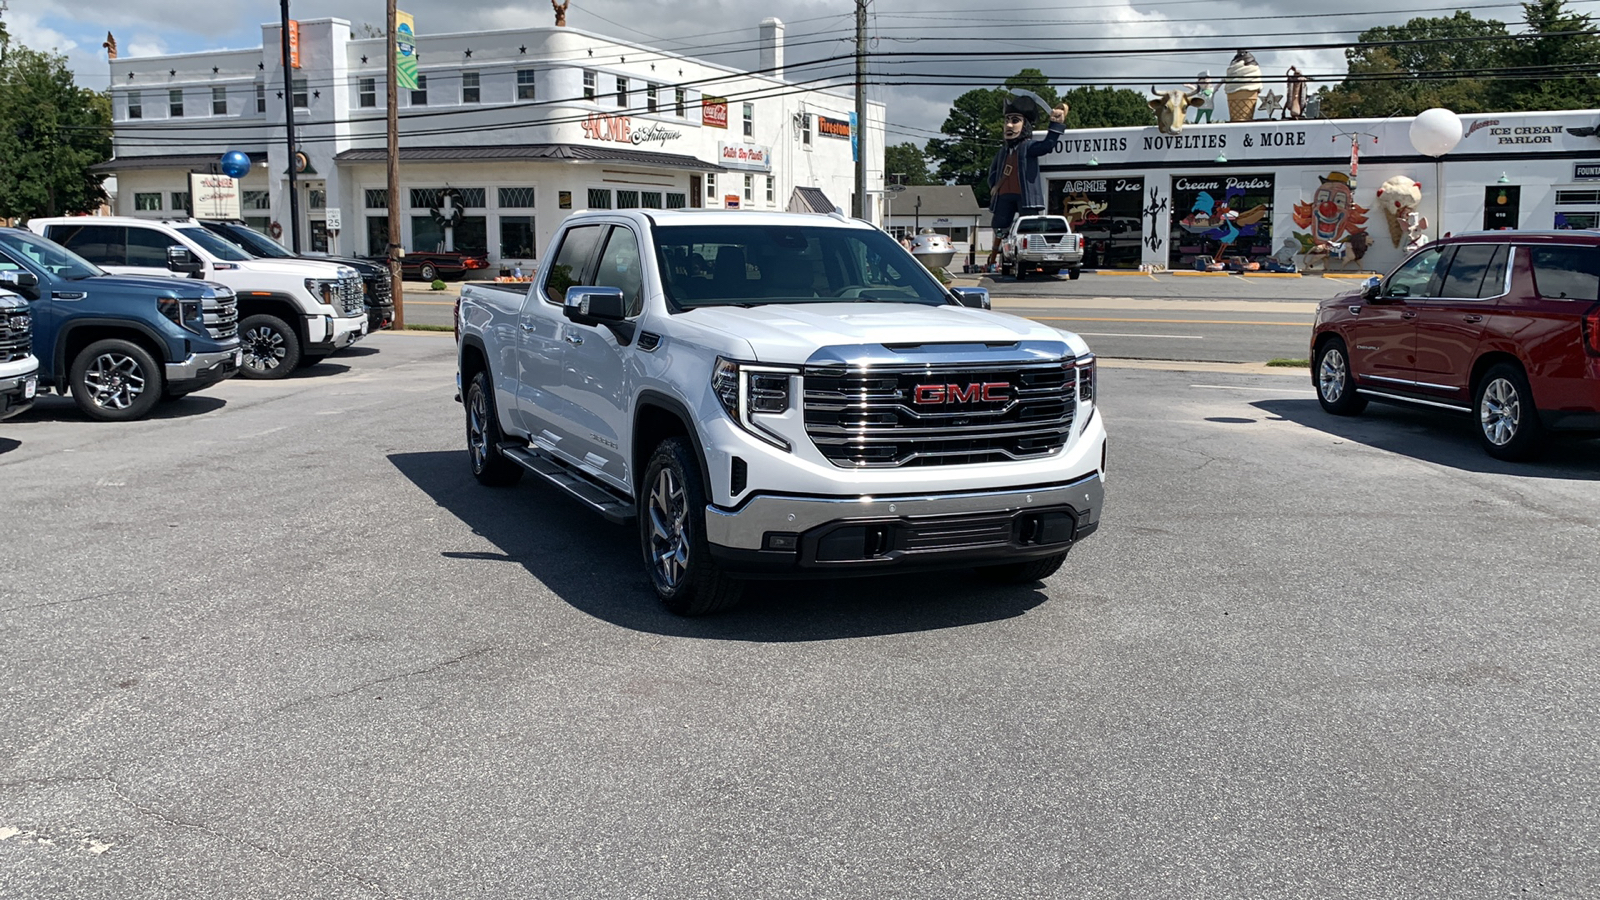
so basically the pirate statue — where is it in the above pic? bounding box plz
[986,89,1069,269]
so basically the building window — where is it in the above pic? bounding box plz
[500,216,536,260]
[411,74,427,106]
[615,76,627,107]
[410,188,443,208]
[743,102,754,138]
[242,190,271,210]
[675,87,686,117]
[256,83,266,113]
[801,114,812,146]
[499,186,536,208]
[462,71,480,104]
[171,191,191,213]
[367,216,389,256]
[583,70,596,101]
[134,192,162,211]
[641,191,663,209]
[128,91,142,120]
[666,192,687,210]
[359,77,376,108]
[169,89,184,117]
[456,188,486,208]
[517,69,536,101]
[765,176,774,205]
[365,188,388,208]
[308,188,326,210]
[291,78,308,108]
[706,173,716,199]
[617,190,640,209]
[744,174,753,202]
[587,188,612,209]
[212,86,227,116]
[647,84,659,113]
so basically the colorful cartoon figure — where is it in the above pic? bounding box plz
[985,89,1068,269]
[1062,192,1108,225]
[1293,172,1370,251]
[1185,71,1217,124]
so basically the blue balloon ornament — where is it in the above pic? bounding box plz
[219,151,252,180]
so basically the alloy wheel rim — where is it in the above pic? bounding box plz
[647,467,689,589]
[1319,348,1347,402]
[1481,377,1520,446]
[243,325,286,371]
[467,386,488,471]
[84,352,146,410]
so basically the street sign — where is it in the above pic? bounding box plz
[887,184,907,194]
[326,208,342,231]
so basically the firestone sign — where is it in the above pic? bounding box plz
[717,142,771,171]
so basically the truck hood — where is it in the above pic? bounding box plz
[679,302,1083,363]
[86,273,225,298]
[235,258,352,279]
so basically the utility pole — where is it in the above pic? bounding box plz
[853,0,867,221]
[279,0,301,252]
[386,0,404,328]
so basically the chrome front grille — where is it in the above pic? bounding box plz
[363,271,393,306]
[203,293,238,340]
[0,310,31,363]
[338,275,364,316]
[803,360,1077,468]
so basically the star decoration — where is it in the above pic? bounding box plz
[587,49,593,57]
[361,55,368,64]
[313,90,320,99]
[1259,89,1284,119]
[464,49,472,58]
[258,62,265,70]
[276,91,284,99]
[519,45,527,54]
[621,56,626,62]
[169,68,176,76]
[650,64,655,71]
[212,66,219,74]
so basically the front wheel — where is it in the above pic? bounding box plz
[640,438,743,616]
[1475,363,1543,461]
[465,371,523,486]
[419,263,439,282]
[238,314,301,379]
[976,551,1069,584]
[69,338,163,422]
[1314,338,1367,416]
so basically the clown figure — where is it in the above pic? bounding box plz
[986,89,1068,270]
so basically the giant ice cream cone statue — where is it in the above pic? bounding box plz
[1375,176,1424,248]
[1224,50,1262,122]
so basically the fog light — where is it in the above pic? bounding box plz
[763,532,799,551]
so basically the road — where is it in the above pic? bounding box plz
[4,332,1599,898]
[398,271,1348,364]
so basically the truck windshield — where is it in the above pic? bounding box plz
[652,223,949,309]
[1016,218,1070,234]
[210,223,295,259]
[0,231,105,280]
[176,226,255,262]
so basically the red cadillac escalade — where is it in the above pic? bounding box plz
[1311,231,1600,460]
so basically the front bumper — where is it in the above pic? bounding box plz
[0,368,39,420]
[308,314,370,353]
[704,471,1104,576]
[166,347,242,389]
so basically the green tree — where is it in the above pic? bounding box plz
[0,39,113,220]
[1495,0,1600,110]
[884,142,935,186]
[925,69,1062,208]
[1323,11,1509,117]
[1057,86,1156,129]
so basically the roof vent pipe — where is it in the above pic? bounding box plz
[759,18,785,80]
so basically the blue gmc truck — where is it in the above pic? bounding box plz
[0,227,241,422]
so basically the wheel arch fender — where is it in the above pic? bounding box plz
[458,334,490,383]
[633,389,711,501]
[1470,350,1533,403]
[235,294,312,343]
[55,319,173,395]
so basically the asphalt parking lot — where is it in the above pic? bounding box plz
[4,333,1599,898]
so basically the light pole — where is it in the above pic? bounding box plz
[279,0,301,252]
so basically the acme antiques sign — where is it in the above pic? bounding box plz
[581,113,683,146]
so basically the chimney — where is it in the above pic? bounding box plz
[759,18,784,79]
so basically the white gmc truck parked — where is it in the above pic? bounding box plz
[456,210,1106,615]
[29,216,367,379]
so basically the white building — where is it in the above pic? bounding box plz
[99,18,884,268]
[1035,108,1600,273]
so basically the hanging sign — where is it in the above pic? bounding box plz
[188,173,241,220]
[287,21,301,69]
[817,115,851,139]
[717,142,770,171]
[702,97,728,129]
[395,11,418,91]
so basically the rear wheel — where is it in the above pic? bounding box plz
[640,438,743,616]
[465,371,523,486]
[976,551,1069,584]
[1068,267,1082,281]
[1314,337,1367,416]
[69,339,163,422]
[238,314,301,379]
[1475,363,1543,461]
[419,262,439,282]
[1015,262,1028,281]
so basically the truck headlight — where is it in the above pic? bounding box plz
[157,296,206,335]
[713,357,795,451]
[1075,353,1096,403]
[304,278,337,306]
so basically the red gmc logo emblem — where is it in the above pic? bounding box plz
[913,383,1010,404]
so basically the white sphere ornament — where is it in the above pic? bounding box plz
[1410,108,1463,158]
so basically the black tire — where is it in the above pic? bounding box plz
[1068,268,1082,281]
[238,314,301,380]
[419,263,439,282]
[976,550,1069,584]
[1474,362,1544,461]
[1015,263,1028,281]
[69,338,164,422]
[1314,337,1367,416]
[640,438,744,616]
[465,371,523,486]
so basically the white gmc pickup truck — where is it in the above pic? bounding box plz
[456,210,1106,615]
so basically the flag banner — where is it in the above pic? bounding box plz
[396,11,418,90]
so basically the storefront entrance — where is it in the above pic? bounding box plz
[1050,177,1144,269]
[1168,173,1275,270]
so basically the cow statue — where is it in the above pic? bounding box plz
[1149,87,1197,135]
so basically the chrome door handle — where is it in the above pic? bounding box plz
[1463,314,1483,323]
[520,323,536,332]
[1401,311,1417,319]
[565,333,583,346]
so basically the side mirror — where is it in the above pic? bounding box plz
[0,270,39,291]
[950,287,991,310]
[1361,276,1382,301]
[563,286,627,323]
[167,245,203,275]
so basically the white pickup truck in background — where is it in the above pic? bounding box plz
[1000,215,1085,280]
[456,210,1106,615]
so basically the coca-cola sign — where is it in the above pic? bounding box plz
[702,97,728,129]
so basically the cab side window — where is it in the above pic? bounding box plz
[1530,246,1600,301]
[1437,244,1508,299]
[1385,245,1445,298]
[52,224,126,265]
[126,227,176,267]
[591,226,644,317]
[541,224,604,305]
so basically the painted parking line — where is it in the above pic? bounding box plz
[1190,383,1316,393]
[1034,316,1310,327]
[1075,332,1205,339]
